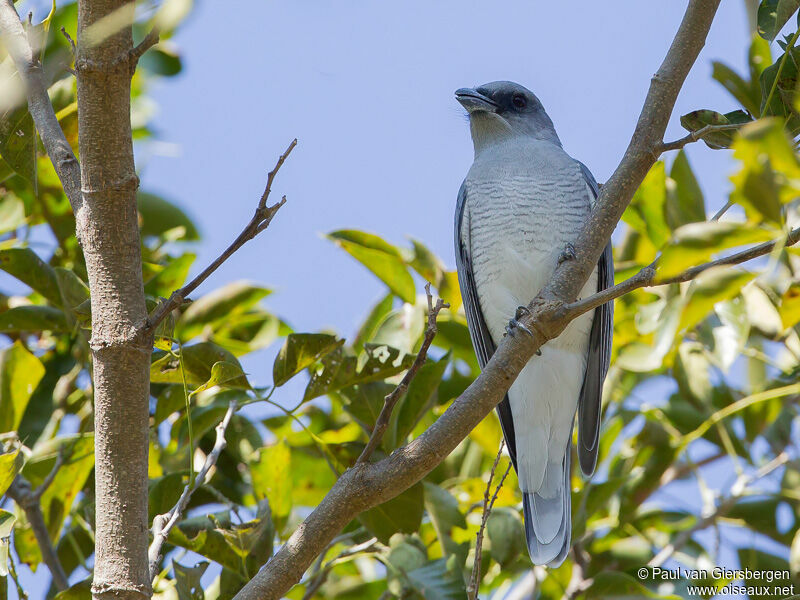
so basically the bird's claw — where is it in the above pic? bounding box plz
[505,306,534,338]
[558,242,576,264]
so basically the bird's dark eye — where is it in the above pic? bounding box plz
[512,93,527,109]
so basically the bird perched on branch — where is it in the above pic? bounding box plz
[454,81,613,566]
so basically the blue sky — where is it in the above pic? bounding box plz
[8,1,776,597]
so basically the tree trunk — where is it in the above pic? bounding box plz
[75,1,151,598]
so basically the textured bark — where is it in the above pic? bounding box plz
[233,1,722,598]
[75,1,151,598]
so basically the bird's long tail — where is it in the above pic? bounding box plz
[523,446,571,567]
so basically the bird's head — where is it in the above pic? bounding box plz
[455,81,560,154]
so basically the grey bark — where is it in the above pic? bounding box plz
[73,1,152,598]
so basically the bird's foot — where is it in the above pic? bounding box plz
[505,306,534,338]
[558,242,576,265]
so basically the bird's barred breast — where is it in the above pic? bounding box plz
[464,152,594,347]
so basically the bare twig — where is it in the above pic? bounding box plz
[648,451,789,568]
[147,400,238,581]
[232,3,723,598]
[468,441,511,600]
[6,452,69,591]
[356,283,448,463]
[658,123,744,153]
[129,28,159,64]
[0,0,82,210]
[145,139,296,332]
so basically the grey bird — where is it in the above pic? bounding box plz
[454,81,613,566]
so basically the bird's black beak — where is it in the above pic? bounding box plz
[455,88,498,114]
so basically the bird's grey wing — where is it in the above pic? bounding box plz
[576,162,614,476]
[455,182,518,469]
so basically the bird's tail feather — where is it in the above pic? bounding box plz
[523,448,571,567]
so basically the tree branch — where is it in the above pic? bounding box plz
[648,451,789,568]
[562,225,800,322]
[145,139,296,332]
[0,0,82,211]
[468,441,511,600]
[147,399,238,581]
[232,2,722,598]
[6,453,69,591]
[357,283,448,464]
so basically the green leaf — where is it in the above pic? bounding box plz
[0,509,16,578]
[758,0,800,41]
[0,341,45,433]
[657,221,774,279]
[148,472,184,522]
[190,360,250,395]
[173,560,208,600]
[250,440,292,530]
[0,305,69,333]
[169,512,247,573]
[679,109,751,149]
[359,481,424,543]
[668,150,706,229]
[0,248,62,305]
[586,572,681,599]
[144,253,195,297]
[53,580,92,600]
[273,333,342,387]
[712,61,760,116]
[371,304,425,356]
[423,482,466,532]
[487,507,525,567]
[393,353,450,444]
[400,558,467,600]
[353,293,394,352]
[303,344,415,402]
[177,281,270,341]
[0,193,25,234]
[150,342,241,385]
[327,230,416,303]
[27,434,94,541]
[139,46,182,76]
[54,268,90,313]
[0,447,22,497]
[0,99,35,181]
[623,162,669,248]
[137,192,199,240]
[679,267,756,332]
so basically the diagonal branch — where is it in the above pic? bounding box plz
[6,452,69,591]
[357,283,448,464]
[0,0,82,211]
[232,2,723,598]
[147,399,238,581]
[145,139,296,332]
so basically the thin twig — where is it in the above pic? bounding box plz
[6,451,69,591]
[658,123,744,153]
[130,27,159,64]
[563,226,800,322]
[648,451,789,568]
[357,283,448,463]
[145,139,297,332]
[468,440,512,600]
[0,0,82,210]
[147,399,239,581]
